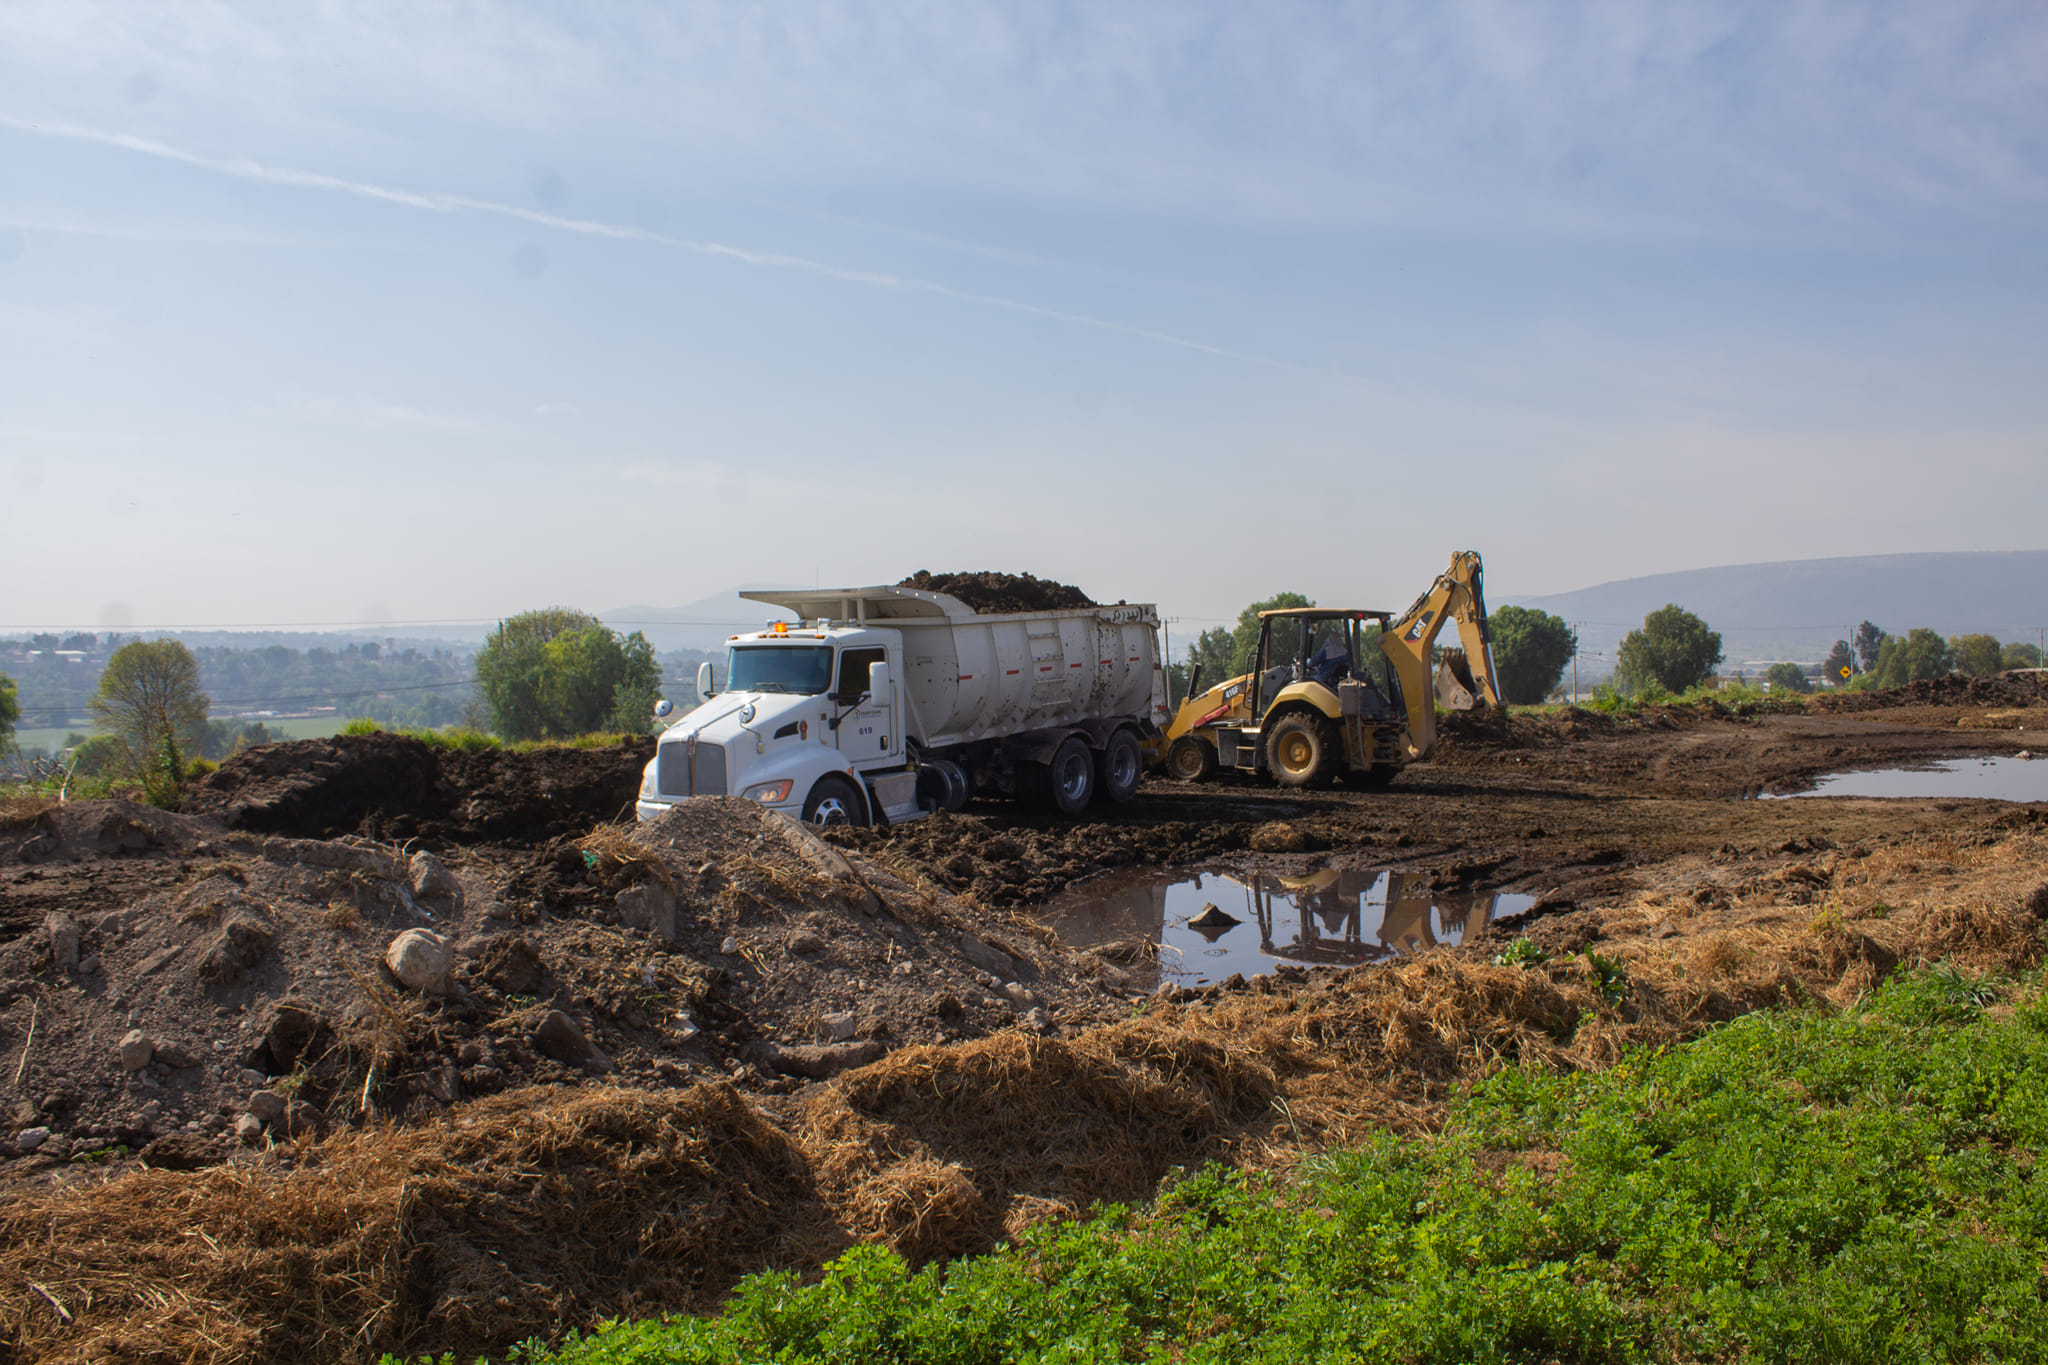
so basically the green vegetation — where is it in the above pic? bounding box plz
[2005,641,2043,670]
[89,640,209,781]
[512,968,2047,1365]
[1488,606,1576,705]
[474,608,663,742]
[1,634,474,755]
[1823,639,1854,685]
[0,671,17,751]
[1951,633,2004,678]
[1854,620,1885,674]
[1873,627,1954,688]
[1615,604,1723,696]
[1491,936,1549,968]
[1764,661,1812,695]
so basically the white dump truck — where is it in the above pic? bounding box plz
[635,585,1169,828]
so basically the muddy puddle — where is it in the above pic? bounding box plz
[1034,867,1539,989]
[1770,755,2048,802]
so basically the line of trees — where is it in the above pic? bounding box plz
[1827,621,2041,690]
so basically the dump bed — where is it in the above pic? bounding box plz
[741,586,1167,748]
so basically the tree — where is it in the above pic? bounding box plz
[1764,662,1813,695]
[2004,641,2042,670]
[1823,640,1854,686]
[89,640,209,771]
[1488,606,1577,704]
[1950,634,2003,677]
[0,672,18,750]
[474,608,662,741]
[1183,593,1314,693]
[1853,621,1886,674]
[1615,604,1723,695]
[1873,627,1953,688]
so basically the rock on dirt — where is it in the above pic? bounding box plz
[532,1009,614,1073]
[45,913,81,973]
[897,570,1097,614]
[385,928,453,993]
[118,1030,152,1072]
[409,850,463,903]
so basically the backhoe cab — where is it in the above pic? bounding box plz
[1159,550,1502,790]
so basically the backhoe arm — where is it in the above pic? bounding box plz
[1378,550,1501,760]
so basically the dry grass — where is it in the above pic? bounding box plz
[0,1085,815,1365]
[0,792,59,830]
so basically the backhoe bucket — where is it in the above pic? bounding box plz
[1434,649,1484,711]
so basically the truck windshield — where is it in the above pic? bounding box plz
[726,645,833,695]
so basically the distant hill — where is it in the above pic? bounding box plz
[1503,551,2048,673]
[599,584,804,653]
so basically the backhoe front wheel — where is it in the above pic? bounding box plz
[1165,735,1217,783]
[1265,713,1339,788]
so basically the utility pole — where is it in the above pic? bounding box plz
[1572,622,1581,702]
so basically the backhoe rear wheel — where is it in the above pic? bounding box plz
[1265,712,1339,788]
[1165,735,1217,783]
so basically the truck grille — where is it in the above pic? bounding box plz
[657,739,727,797]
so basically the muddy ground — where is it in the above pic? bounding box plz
[2,678,2044,1363]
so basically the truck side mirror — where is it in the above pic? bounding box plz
[696,661,714,702]
[868,660,892,698]
[654,698,675,719]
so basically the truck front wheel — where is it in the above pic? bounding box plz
[1266,713,1339,788]
[802,775,870,828]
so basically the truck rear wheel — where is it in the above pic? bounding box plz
[1165,735,1217,782]
[802,775,869,828]
[1096,730,1143,803]
[1033,736,1096,814]
[1266,713,1339,788]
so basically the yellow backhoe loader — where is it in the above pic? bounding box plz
[1156,550,1502,789]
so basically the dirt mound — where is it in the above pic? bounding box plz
[186,734,655,844]
[1812,671,2048,714]
[897,570,1096,614]
[0,797,1135,1220]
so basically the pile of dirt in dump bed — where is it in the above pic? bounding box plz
[183,733,656,845]
[898,570,1096,613]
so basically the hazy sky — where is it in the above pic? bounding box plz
[4,2,2045,636]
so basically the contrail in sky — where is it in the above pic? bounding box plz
[1,113,1333,377]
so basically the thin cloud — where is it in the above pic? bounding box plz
[0,112,1342,379]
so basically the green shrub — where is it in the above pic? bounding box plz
[520,968,2048,1365]
[342,717,383,736]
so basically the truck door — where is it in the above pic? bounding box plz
[832,646,899,762]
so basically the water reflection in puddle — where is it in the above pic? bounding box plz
[1767,755,2048,801]
[1035,867,1540,989]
